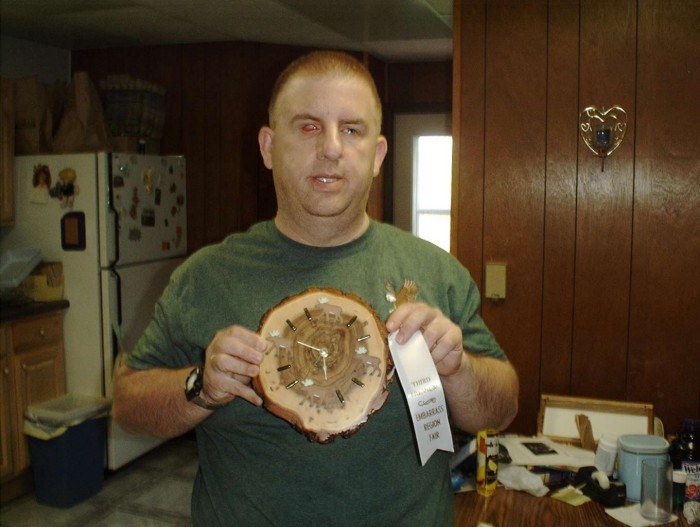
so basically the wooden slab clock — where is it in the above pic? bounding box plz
[254,288,391,443]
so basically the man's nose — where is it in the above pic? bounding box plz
[317,129,342,160]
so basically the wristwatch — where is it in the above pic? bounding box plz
[184,366,223,410]
[253,288,392,443]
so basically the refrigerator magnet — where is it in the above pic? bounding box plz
[61,211,86,250]
[31,164,51,204]
[56,168,79,208]
[142,168,154,194]
[117,160,129,178]
[141,208,155,227]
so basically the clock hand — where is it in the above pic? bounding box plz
[297,341,322,352]
[320,348,328,380]
[299,342,329,380]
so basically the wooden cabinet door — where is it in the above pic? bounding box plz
[12,346,65,471]
[0,326,15,480]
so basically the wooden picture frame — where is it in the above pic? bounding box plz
[537,394,654,446]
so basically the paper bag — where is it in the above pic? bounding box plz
[14,76,53,154]
[47,80,67,135]
[53,72,112,153]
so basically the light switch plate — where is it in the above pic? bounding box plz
[485,262,507,299]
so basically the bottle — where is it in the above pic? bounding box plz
[476,429,499,497]
[670,418,699,524]
[673,470,687,512]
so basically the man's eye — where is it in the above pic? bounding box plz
[301,124,318,133]
[343,127,360,136]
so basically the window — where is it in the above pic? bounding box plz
[393,113,452,252]
[414,135,452,251]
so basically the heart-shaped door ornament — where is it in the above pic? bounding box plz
[579,105,627,161]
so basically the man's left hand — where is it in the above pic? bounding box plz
[386,303,464,378]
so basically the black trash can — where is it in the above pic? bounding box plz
[24,394,110,508]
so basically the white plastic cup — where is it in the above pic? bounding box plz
[640,458,673,522]
[594,434,619,476]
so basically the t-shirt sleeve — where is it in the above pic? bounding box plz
[125,260,203,371]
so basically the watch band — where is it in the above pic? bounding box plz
[185,366,225,411]
[189,394,223,411]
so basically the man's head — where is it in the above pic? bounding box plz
[258,50,388,246]
[267,51,383,131]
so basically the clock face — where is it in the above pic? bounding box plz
[254,288,391,443]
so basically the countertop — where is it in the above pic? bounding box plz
[0,298,70,322]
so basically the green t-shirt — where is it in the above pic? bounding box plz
[128,220,505,526]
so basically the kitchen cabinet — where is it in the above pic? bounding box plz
[0,309,66,503]
[0,77,15,227]
[0,326,15,480]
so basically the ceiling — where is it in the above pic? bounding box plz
[0,0,453,62]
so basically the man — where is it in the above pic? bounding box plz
[113,50,518,526]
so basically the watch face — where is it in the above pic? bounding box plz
[185,367,203,400]
[254,288,391,443]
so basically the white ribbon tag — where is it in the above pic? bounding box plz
[388,330,454,465]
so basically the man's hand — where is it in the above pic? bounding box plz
[385,302,519,433]
[385,303,464,378]
[201,325,267,407]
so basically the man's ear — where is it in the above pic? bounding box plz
[258,126,274,169]
[373,135,388,177]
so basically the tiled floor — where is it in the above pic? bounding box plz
[0,435,197,527]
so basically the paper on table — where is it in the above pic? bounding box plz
[605,504,677,527]
[499,435,595,468]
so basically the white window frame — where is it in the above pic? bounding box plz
[393,113,452,250]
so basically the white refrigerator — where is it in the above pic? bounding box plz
[1,152,187,469]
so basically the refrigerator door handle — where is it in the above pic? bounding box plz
[101,268,122,397]
[99,153,119,267]
[105,208,118,267]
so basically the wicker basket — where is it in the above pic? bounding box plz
[100,75,165,140]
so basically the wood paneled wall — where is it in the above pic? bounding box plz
[453,0,699,435]
[73,43,380,251]
[72,44,453,252]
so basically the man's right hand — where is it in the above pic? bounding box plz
[200,325,266,408]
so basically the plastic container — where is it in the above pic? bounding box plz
[25,394,110,508]
[618,434,669,502]
[0,248,41,289]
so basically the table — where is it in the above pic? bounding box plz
[454,489,691,527]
